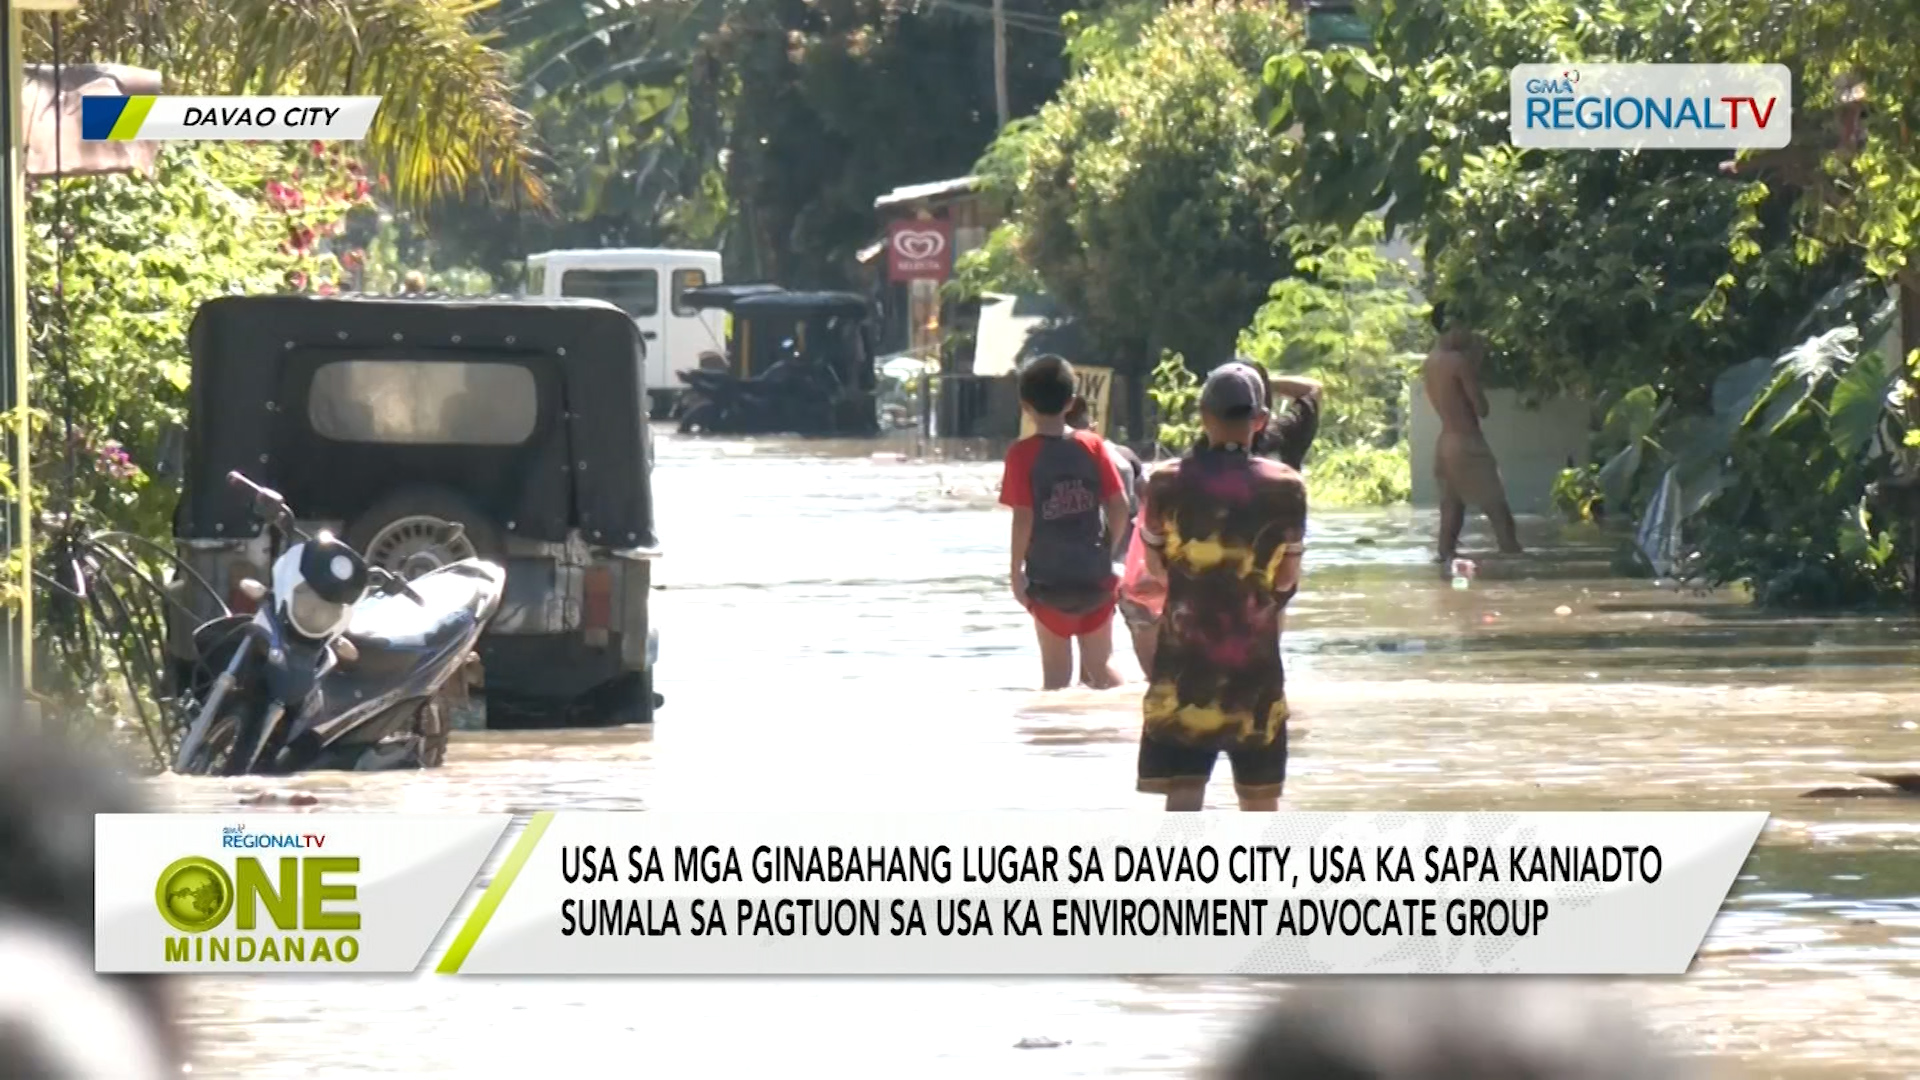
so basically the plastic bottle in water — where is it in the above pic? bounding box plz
[1450,558,1476,591]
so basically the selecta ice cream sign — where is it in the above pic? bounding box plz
[888,218,953,282]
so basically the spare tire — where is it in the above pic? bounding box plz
[344,487,506,581]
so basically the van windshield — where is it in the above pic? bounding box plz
[560,268,659,318]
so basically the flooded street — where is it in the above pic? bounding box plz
[164,430,1920,1078]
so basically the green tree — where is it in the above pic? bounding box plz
[27,144,363,538]
[712,0,1083,287]
[1148,219,1426,506]
[1705,1,1920,294]
[978,0,1298,379]
[388,79,731,287]
[409,0,734,284]
[1264,0,1851,404]
[1242,221,1426,504]
[1252,0,1914,592]
[35,1,543,209]
[1424,146,1853,408]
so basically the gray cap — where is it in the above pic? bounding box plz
[1199,361,1269,418]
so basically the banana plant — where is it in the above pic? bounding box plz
[489,0,729,100]
[482,0,733,240]
[1606,285,1904,580]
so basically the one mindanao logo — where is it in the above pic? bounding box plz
[153,825,361,965]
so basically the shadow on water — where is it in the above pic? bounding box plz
[159,429,1920,1078]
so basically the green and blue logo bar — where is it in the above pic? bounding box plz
[79,95,155,141]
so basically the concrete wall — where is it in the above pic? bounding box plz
[1408,379,1593,515]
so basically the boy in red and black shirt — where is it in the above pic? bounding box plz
[1001,356,1131,690]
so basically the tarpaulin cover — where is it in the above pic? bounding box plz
[180,295,655,548]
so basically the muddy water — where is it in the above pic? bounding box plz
[161,431,1920,1078]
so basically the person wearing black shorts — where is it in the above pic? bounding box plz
[1136,362,1308,811]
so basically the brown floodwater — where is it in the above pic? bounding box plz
[153,430,1920,1078]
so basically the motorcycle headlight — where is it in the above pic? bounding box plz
[285,581,351,641]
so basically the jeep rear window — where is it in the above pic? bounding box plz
[560,268,659,318]
[308,360,537,445]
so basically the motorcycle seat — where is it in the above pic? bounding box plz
[343,562,503,677]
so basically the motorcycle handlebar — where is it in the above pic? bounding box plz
[367,564,426,606]
[228,471,305,538]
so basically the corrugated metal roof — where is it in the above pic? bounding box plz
[973,292,1087,377]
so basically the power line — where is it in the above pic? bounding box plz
[919,0,1066,38]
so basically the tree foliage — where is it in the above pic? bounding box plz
[412,0,734,283]
[1705,2,1920,293]
[26,144,365,539]
[1147,219,1425,505]
[712,0,1080,288]
[1265,0,1854,404]
[1588,291,1915,607]
[978,1,1297,375]
[1240,220,1426,450]
[31,2,542,211]
[399,79,731,286]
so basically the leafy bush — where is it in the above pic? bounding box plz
[24,143,366,541]
[1583,285,1913,607]
[1551,464,1603,523]
[1238,221,1425,450]
[1311,443,1410,507]
[978,1,1298,375]
[1147,220,1425,506]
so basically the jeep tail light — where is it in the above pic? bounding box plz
[582,565,613,645]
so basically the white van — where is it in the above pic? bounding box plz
[525,248,727,418]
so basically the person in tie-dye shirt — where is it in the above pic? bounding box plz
[1136,362,1307,811]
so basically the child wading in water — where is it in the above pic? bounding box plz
[1001,355,1132,690]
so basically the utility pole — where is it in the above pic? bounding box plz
[992,0,1009,129]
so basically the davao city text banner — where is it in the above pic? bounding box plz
[96,811,1766,976]
[80,96,381,142]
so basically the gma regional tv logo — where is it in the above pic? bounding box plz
[81,95,381,142]
[153,825,360,965]
[1510,63,1791,150]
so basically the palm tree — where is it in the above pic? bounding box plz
[489,0,726,100]
[23,0,546,210]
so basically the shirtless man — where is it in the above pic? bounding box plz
[1422,305,1521,563]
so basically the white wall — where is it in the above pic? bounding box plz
[1407,379,1593,515]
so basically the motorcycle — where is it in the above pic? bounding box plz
[172,471,506,776]
[677,340,842,435]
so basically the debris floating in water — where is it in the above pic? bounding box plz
[238,790,319,807]
[1014,1037,1066,1050]
[1450,558,1476,590]
[1555,605,1573,616]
